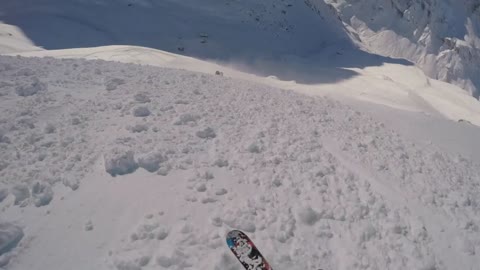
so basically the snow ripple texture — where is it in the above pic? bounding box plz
[0,56,479,270]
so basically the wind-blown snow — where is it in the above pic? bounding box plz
[0,55,479,270]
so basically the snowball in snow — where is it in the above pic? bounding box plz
[104,149,139,176]
[85,221,94,231]
[248,143,261,153]
[297,206,320,225]
[31,182,54,207]
[133,106,151,117]
[15,78,47,96]
[43,123,56,134]
[129,123,149,133]
[134,92,151,103]
[105,77,125,91]
[0,223,24,256]
[196,127,216,139]
[11,184,30,205]
[173,114,200,125]
[213,159,228,167]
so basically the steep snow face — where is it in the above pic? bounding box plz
[1,56,480,270]
[321,0,480,98]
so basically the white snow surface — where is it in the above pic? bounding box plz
[0,55,480,270]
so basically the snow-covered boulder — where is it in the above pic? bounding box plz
[104,149,139,176]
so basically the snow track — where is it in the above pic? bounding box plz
[0,56,479,269]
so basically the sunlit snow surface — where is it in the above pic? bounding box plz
[1,0,480,269]
[0,55,479,270]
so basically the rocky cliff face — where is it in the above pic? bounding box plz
[314,0,480,98]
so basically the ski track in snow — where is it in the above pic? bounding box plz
[0,56,479,270]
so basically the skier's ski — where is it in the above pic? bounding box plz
[226,230,273,270]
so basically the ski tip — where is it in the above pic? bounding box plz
[226,229,244,238]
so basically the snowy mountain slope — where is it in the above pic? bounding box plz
[11,45,480,126]
[319,0,480,97]
[0,0,350,58]
[0,0,422,86]
[1,55,480,270]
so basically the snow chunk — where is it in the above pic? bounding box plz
[85,221,94,231]
[133,106,151,117]
[31,182,54,207]
[15,78,47,97]
[173,114,201,125]
[43,123,56,134]
[297,206,320,226]
[129,124,148,133]
[105,77,125,91]
[195,183,207,192]
[215,188,228,196]
[0,223,24,256]
[134,92,151,103]
[104,149,139,176]
[248,143,261,153]
[11,184,30,206]
[14,68,35,76]
[213,159,228,167]
[137,151,166,172]
[196,127,216,139]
